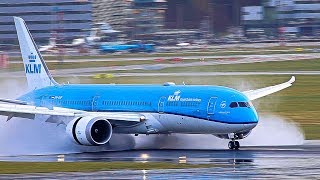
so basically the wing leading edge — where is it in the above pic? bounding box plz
[243,76,295,101]
[0,103,143,124]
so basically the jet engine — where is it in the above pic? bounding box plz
[66,116,113,146]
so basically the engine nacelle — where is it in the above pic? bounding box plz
[66,116,113,146]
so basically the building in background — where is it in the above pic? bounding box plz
[92,0,131,31]
[243,0,320,37]
[126,0,167,40]
[165,0,261,34]
[277,0,320,36]
[0,0,92,44]
[1,0,320,47]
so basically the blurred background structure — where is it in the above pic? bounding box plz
[0,0,320,50]
[0,0,92,44]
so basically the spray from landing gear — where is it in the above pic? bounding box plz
[0,79,305,155]
[241,114,304,146]
[134,114,304,149]
[0,118,136,156]
[0,79,136,156]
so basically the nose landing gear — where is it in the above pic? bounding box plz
[228,140,240,150]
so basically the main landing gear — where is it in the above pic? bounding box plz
[228,140,240,150]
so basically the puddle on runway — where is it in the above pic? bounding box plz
[1,142,320,179]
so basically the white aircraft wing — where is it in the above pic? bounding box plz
[243,76,295,101]
[0,104,143,123]
[0,98,28,105]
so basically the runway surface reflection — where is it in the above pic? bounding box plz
[0,141,319,179]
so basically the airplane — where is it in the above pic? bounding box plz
[0,17,296,150]
[39,37,56,52]
[39,29,101,52]
[98,22,121,34]
[71,28,101,47]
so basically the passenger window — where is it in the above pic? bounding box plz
[229,102,238,108]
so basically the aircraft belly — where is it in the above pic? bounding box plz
[157,114,201,133]
[114,113,166,134]
[154,114,252,134]
[114,113,253,135]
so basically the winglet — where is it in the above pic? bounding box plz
[288,76,295,84]
[243,76,296,101]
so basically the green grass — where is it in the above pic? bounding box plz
[105,58,320,74]
[9,57,320,74]
[0,162,214,174]
[169,58,320,72]
[6,60,159,71]
[7,46,316,62]
[301,124,320,139]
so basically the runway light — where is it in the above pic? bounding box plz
[140,153,149,160]
[140,153,150,163]
[142,169,147,180]
[57,154,65,162]
[179,156,187,164]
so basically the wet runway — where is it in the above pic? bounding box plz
[1,140,320,179]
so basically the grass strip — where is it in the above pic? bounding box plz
[0,161,215,174]
[104,58,320,74]
[7,47,317,61]
[6,58,320,73]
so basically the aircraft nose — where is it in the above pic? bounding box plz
[243,121,258,130]
[248,108,259,123]
[238,107,259,132]
[236,108,258,124]
[236,109,258,132]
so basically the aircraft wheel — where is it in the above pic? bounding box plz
[228,141,235,150]
[234,141,240,150]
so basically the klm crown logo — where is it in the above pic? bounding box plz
[168,90,181,101]
[25,52,41,74]
[28,53,36,63]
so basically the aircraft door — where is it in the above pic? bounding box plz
[92,96,100,111]
[158,96,166,113]
[207,97,218,115]
[41,95,53,110]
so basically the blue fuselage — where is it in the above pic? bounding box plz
[18,84,259,125]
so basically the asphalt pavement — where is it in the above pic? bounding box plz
[0,141,319,179]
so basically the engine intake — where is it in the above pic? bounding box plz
[66,116,113,146]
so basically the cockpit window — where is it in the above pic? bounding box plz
[239,102,251,108]
[229,102,238,108]
[230,101,252,108]
[238,102,247,107]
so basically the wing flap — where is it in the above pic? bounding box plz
[0,98,28,105]
[243,76,295,101]
[0,104,78,117]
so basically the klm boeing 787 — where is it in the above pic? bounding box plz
[0,17,295,150]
